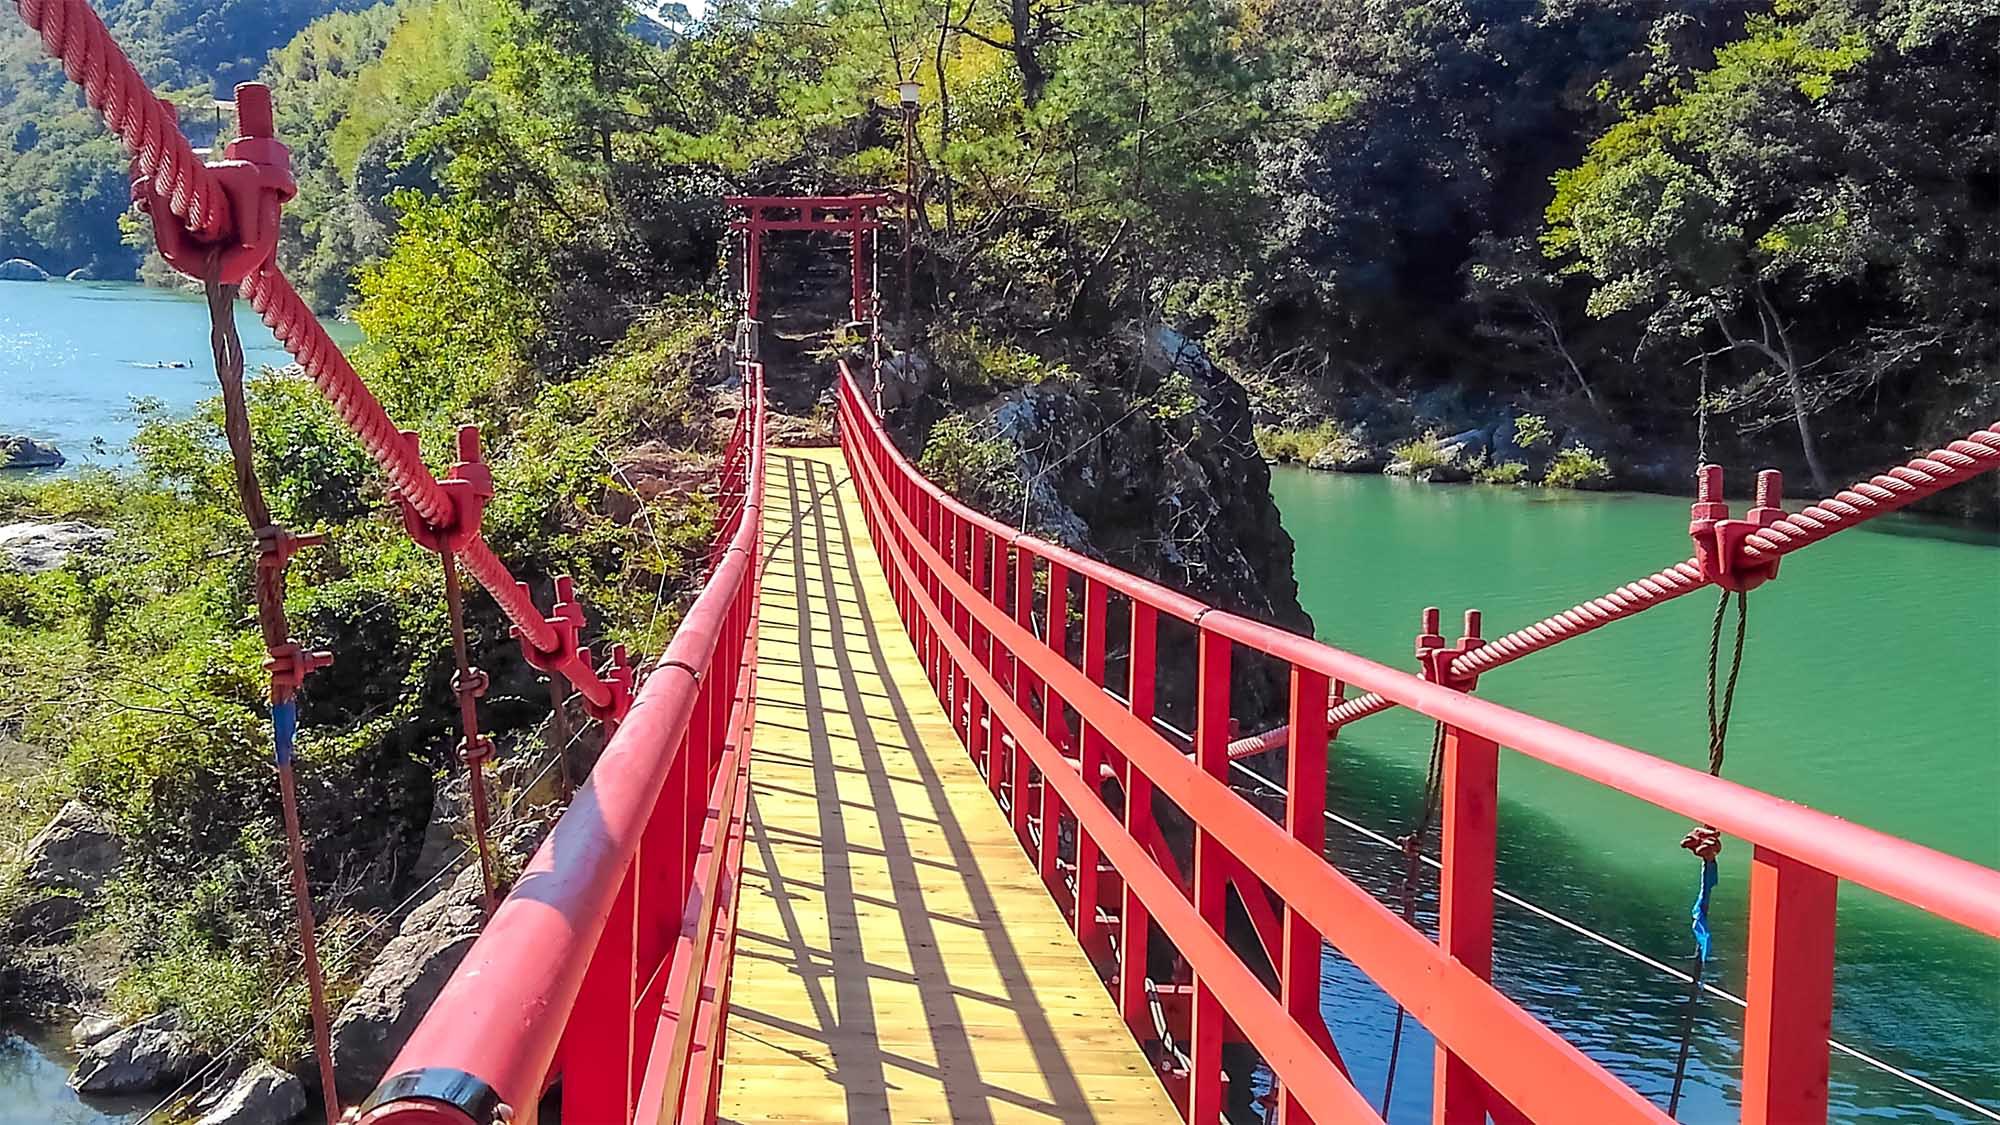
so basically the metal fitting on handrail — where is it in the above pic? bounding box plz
[1689,466,1786,593]
[142,83,296,285]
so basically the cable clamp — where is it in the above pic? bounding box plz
[583,644,635,724]
[138,83,296,285]
[1415,606,1483,692]
[266,643,334,698]
[399,426,494,554]
[1690,465,1786,593]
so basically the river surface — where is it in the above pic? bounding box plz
[1267,467,2000,1122]
[0,280,360,469]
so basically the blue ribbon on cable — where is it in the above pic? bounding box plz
[1690,857,1718,962]
[272,699,297,768]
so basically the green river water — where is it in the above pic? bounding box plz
[1267,467,1999,1122]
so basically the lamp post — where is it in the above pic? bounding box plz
[898,79,920,325]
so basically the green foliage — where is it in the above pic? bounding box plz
[1476,460,1530,485]
[1511,414,1554,450]
[918,416,1024,516]
[1543,445,1613,490]
[0,0,355,275]
[933,326,1078,391]
[1390,432,1452,473]
[1255,421,1355,464]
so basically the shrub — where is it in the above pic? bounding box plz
[1256,421,1357,464]
[1512,413,1555,450]
[1477,460,1530,485]
[919,416,1023,514]
[1390,432,1452,472]
[1544,444,1613,489]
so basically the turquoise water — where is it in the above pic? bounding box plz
[0,1030,143,1124]
[0,279,359,469]
[1268,468,2000,1122]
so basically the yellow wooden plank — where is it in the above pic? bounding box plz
[719,448,1177,1125]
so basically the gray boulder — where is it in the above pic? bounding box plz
[0,436,65,470]
[0,258,50,281]
[71,1012,121,1048]
[9,800,122,940]
[64,267,93,282]
[70,1011,204,1095]
[194,1061,305,1125]
[0,521,108,572]
[329,863,487,1103]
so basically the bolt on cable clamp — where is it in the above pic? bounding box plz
[583,643,636,724]
[1415,606,1484,692]
[265,643,334,699]
[1689,466,1786,593]
[138,83,296,285]
[398,426,495,554]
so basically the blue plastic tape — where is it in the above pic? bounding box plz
[1691,857,1719,962]
[272,699,297,767]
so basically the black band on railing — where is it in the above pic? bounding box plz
[360,1067,508,1123]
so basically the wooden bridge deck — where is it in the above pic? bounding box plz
[718,448,1178,1124]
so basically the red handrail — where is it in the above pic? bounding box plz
[356,368,767,1125]
[831,361,2000,1125]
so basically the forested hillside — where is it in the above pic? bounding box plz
[263,0,1996,517]
[0,0,365,275]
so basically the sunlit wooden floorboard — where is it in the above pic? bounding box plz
[717,447,1177,1124]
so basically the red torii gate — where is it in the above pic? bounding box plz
[726,195,892,324]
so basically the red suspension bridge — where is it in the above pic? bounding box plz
[12,3,2000,1122]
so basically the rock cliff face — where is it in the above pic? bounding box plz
[896,323,1312,727]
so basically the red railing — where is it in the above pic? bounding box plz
[832,362,2000,1125]
[356,368,767,1125]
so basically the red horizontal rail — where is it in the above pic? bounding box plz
[356,371,767,1125]
[832,360,2000,1125]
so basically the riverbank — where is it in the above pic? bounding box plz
[1256,404,1998,526]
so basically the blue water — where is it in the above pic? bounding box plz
[0,280,359,469]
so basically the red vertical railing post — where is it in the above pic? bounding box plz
[1076,578,1111,964]
[1039,561,1072,904]
[1011,550,1038,846]
[1190,626,1232,1123]
[1434,723,1500,1124]
[1119,602,1159,1041]
[1278,664,1331,1125]
[1741,847,1838,1125]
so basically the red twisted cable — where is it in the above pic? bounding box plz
[1742,423,2000,560]
[15,0,226,240]
[1446,560,1708,681]
[1223,689,1397,761]
[241,268,453,525]
[241,268,569,659]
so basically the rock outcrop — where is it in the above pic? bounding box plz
[0,436,65,470]
[70,1011,204,1095]
[328,863,487,1103]
[0,521,108,572]
[71,1011,121,1048]
[912,320,1311,724]
[8,800,122,941]
[194,1061,306,1125]
[0,258,50,281]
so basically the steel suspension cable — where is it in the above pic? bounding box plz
[201,268,341,1125]
[1665,589,1748,1116]
[1377,720,1448,1115]
[441,557,499,916]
